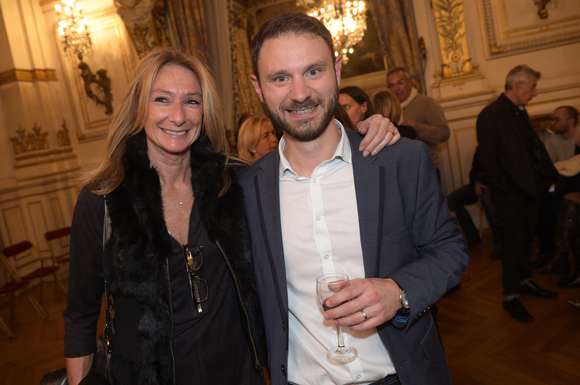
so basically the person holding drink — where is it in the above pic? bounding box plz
[63,45,398,385]
[239,13,470,385]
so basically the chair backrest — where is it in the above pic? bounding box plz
[44,227,71,241]
[44,226,71,263]
[2,241,33,257]
[1,241,44,281]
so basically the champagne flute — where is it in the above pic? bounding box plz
[316,273,358,361]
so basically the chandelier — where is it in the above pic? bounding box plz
[298,0,367,65]
[55,0,92,61]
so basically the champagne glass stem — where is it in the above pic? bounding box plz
[337,326,346,349]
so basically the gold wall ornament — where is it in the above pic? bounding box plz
[78,62,114,115]
[57,120,72,147]
[431,0,475,79]
[10,123,50,155]
[115,0,169,56]
[535,0,552,19]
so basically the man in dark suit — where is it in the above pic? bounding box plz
[239,13,469,385]
[476,65,559,323]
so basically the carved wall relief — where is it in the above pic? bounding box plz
[10,124,50,155]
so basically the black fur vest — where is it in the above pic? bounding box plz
[103,131,264,384]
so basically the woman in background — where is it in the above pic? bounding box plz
[339,86,375,126]
[334,103,356,132]
[237,116,278,164]
[372,90,417,140]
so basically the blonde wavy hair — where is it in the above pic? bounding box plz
[82,47,229,195]
[237,116,273,164]
[372,90,402,125]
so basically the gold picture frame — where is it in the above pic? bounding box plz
[477,0,580,59]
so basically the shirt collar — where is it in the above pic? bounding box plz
[279,119,351,178]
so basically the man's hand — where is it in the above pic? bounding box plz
[402,118,417,129]
[474,181,487,196]
[322,278,402,332]
[356,114,401,157]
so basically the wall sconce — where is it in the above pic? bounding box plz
[55,0,113,115]
[534,0,552,19]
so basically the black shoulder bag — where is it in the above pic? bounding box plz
[40,196,114,385]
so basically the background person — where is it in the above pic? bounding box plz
[546,106,580,163]
[536,106,580,273]
[387,67,450,179]
[447,147,503,259]
[237,116,278,164]
[334,103,356,132]
[339,86,375,127]
[372,90,416,139]
[476,64,559,323]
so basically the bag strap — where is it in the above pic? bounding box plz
[102,195,113,378]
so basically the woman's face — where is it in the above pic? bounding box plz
[339,93,367,125]
[144,64,203,159]
[251,121,278,161]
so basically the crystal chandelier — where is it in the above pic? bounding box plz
[298,0,367,65]
[55,0,92,61]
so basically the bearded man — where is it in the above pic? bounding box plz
[238,12,469,385]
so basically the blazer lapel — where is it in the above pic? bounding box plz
[255,152,289,315]
[349,132,384,279]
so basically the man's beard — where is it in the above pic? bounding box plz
[263,87,339,142]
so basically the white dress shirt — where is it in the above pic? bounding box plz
[279,121,396,385]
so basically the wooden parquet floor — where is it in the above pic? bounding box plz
[1,229,579,385]
[438,230,580,385]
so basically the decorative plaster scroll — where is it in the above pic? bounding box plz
[478,0,580,58]
[0,69,57,85]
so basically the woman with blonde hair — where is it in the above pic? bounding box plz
[63,47,265,385]
[372,90,416,139]
[237,116,278,164]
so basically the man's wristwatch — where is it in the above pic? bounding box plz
[399,288,410,314]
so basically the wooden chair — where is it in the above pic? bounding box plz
[1,241,66,304]
[44,226,71,293]
[0,248,50,338]
[0,280,34,339]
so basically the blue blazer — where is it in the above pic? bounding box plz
[238,130,469,385]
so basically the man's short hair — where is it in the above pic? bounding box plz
[557,105,579,126]
[387,67,411,80]
[505,65,542,91]
[250,12,335,81]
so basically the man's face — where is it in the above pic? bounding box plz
[551,108,572,134]
[250,34,341,142]
[513,76,538,106]
[387,70,413,103]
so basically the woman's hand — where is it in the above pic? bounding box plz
[356,114,401,157]
[66,354,93,385]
